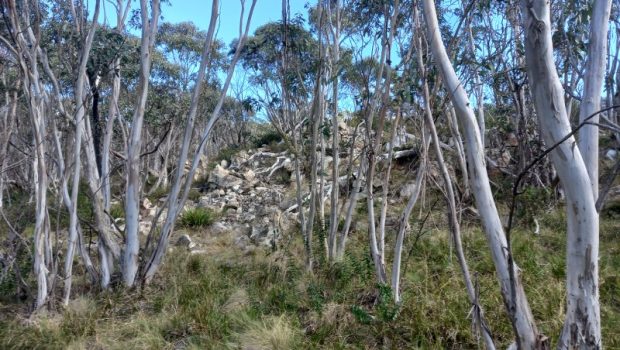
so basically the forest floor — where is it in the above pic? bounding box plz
[1,202,619,349]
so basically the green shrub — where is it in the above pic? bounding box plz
[109,202,124,219]
[187,188,202,202]
[179,207,216,228]
[148,186,169,202]
[252,129,282,148]
[216,146,242,164]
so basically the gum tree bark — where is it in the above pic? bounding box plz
[6,0,53,310]
[364,0,398,284]
[0,76,19,209]
[304,1,325,264]
[141,0,219,283]
[577,0,612,200]
[64,0,100,305]
[326,0,341,261]
[392,125,428,304]
[123,0,160,287]
[446,106,469,198]
[378,109,400,267]
[521,1,607,348]
[39,22,114,290]
[422,0,542,347]
[102,0,131,210]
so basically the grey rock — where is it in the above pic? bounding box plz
[176,234,196,249]
[399,182,417,198]
[605,149,618,160]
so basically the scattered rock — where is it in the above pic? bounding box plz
[250,224,279,248]
[139,221,152,236]
[210,222,230,236]
[605,149,618,160]
[142,198,153,208]
[400,182,417,198]
[242,169,256,182]
[505,132,519,147]
[176,234,196,249]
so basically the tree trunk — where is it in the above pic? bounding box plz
[415,16,494,345]
[422,0,541,347]
[392,125,428,303]
[64,0,100,304]
[0,78,19,209]
[101,0,131,210]
[520,1,605,348]
[8,0,53,309]
[577,0,612,200]
[378,109,400,266]
[123,0,160,287]
[142,0,256,283]
[326,0,341,262]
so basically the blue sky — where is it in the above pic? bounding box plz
[98,0,311,46]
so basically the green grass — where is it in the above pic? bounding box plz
[178,207,216,228]
[109,202,125,219]
[0,207,618,349]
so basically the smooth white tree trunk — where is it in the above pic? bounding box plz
[414,13,494,346]
[521,1,605,348]
[378,110,400,267]
[8,0,53,309]
[326,0,341,261]
[101,0,131,210]
[64,0,100,305]
[577,0,612,200]
[422,0,541,347]
[392,126,428,303]
[123,0,160,287]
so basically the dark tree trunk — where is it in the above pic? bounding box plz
[89,74,102,176]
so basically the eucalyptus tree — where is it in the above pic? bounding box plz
[521,0,612,347]
[122,0,161,287]
[157,22,208,91]
[332,0,400,273]
[238,20,318,132]
[0,0,88,308]
[62,0,101,305]
[0,65,19,210]
[356,0,401,284]
[422,0,542,347]
[142,0,258,283]
[325,0,342,262]
[414,4,494,346]
[101,0,132,211]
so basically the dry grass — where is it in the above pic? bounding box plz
[228,315,300,350]
[0,205,618,349]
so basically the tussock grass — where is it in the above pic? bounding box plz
[0,207,618,349]
[228,315,300,350]
[179,207,216,228]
